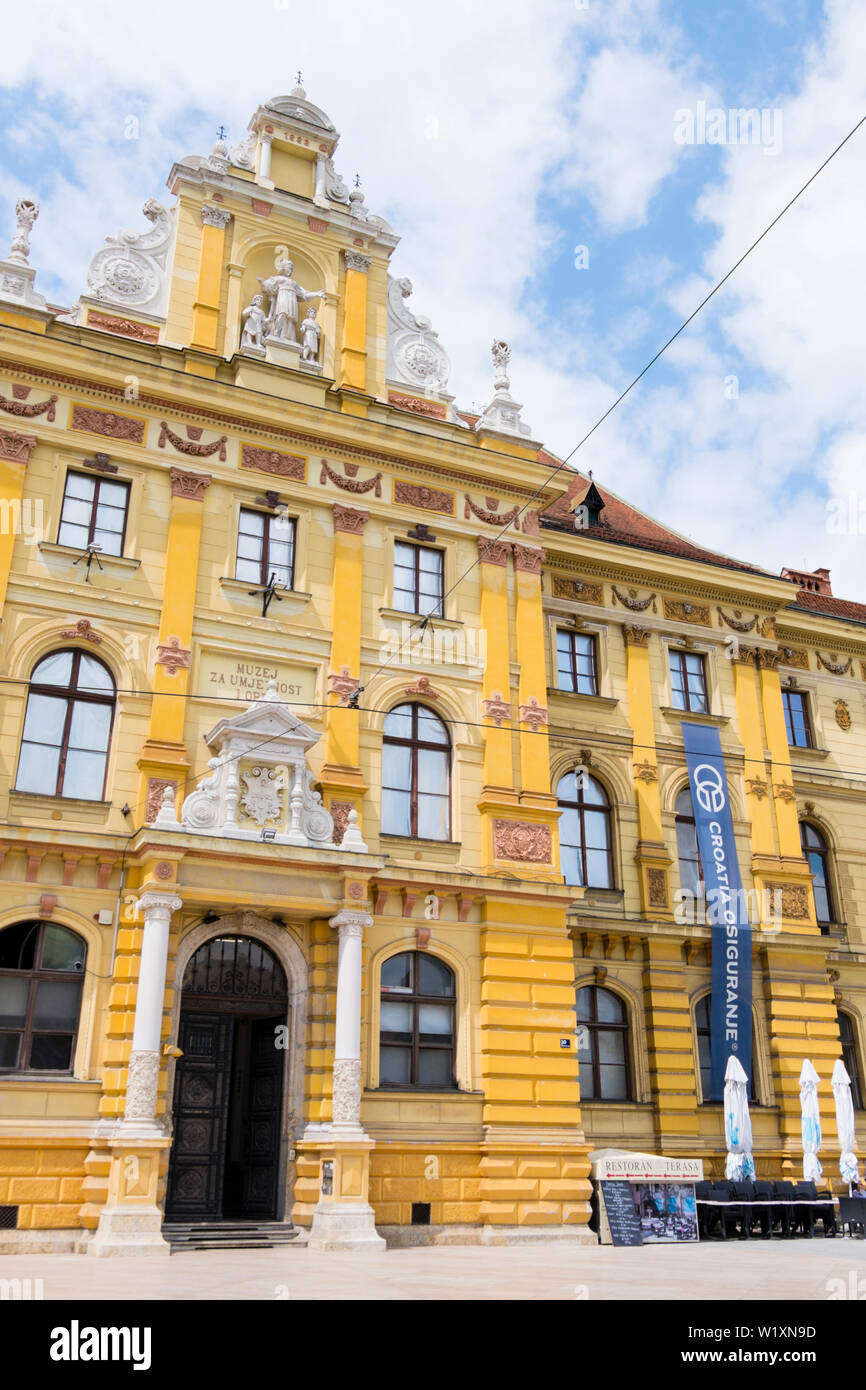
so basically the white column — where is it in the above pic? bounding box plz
[258,132,273,184]
[330,907,372,1135]
[124,891,182,1128]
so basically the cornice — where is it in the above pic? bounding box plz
[547,552,792,611]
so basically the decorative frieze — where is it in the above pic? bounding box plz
[816,651,853,675]
[765,883,809,920]
[0,426,38,464]
[320,457,381,496]
[646,868,668,907]
[492,819,552,863]
[612,585,657,613]
[512,544,543,575]
[87,311,159,343]
[159,421,227,460]
[393,479,454,515]
[482,691,512,727]
[70,403,145,444]
[552,575,604,604]
[241,443,306,480]
[332,503,369,535]
[0,386,57,421]
[464,494,521,528]
[388,392,448,420]
[717,607,758,633]
[778,646,810,670]
[169,467,211,501]
[662,598,711,625]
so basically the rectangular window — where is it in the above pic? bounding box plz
[556,629,598,695]
[783,689,813,748]
[235,508,296,590]
[669,650,708,713]
[393,541,444,617]
[57,471,130,558]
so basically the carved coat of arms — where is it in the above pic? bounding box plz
[241,765,285,825]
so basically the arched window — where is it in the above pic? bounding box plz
[382,703,450,840]
[695,995,757,1104]
[800,821,835,929]
[839,1011,863,1110]
[576,985,630,1100]
[0,921,87,1072]
[675,786,705,921]
[15,650,115,800]
[557,771,612,888]
[379,951,456,1089]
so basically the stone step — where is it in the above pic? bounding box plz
[163,1221,304,1252]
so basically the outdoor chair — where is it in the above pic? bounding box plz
[753,1180,790,1238]
[774,1180,807,1237]
[695,1180,718,1239]
[732,1181,770,1237]
[711,1181,749,1240]
[837,1197,866,1239]
[793,1180,836,1237]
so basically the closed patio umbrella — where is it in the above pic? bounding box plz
[724,1054,755,1181]
[800,1059,823,1183]
[831,1058,860,1187]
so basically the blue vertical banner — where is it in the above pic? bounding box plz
[682,722,752,1102]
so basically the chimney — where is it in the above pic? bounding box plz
[780,566,832,596]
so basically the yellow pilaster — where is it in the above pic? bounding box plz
[622,625,673,918]
[0,430,37,616]
[339,253,369,395]
[763,944,842,1156]
[190,205,231,353]
[758,651,803,859]
[478,540,514,793]
[321,506,367,824]
[138,469,211,812]
[733,650,776,854]
[513,544,550,795]
[642,937,700,1148]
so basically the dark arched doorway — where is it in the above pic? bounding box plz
[165,935,288,1222]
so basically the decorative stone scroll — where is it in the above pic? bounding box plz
[159,421,227,461]
[0,427,38,464]
[70,403,145,444]
[0,387,57,421]
[155,637,191,676]
[816,651,853,675]
[386,276,451,395]
[492,819,552,863]
[241,444,306,480]
[60,618,103,644]
[663,598,711,625]
[393,480,454,515]
[85,198,175,316]
[320,458,381,496]
[835,700,852,731]
[552,575,604,605]
[612,586,657,613]
[169,468,211,502]
[482,691,512,727]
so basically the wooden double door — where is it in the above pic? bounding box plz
[165,935,289,1222]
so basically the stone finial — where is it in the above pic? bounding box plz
[474,338,535,443]
[8,198,38,265]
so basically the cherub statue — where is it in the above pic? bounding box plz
[240,293,267,351]
[301,302,322,362]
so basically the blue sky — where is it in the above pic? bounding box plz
[1,0,864,596]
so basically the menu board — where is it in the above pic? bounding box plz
[600,1180,644,1246]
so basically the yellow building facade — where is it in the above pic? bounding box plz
[0,88,864,1254]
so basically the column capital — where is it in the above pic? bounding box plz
[343,250,371,274]
[477,537,511,566]
[329,907,373,935]
[512,543,543,574]
[138,890,183,919]
[0,426,38,464]
[332,502,369,534]
[622,623,651,647]
[170,466,212,501]
[201,202,232,229]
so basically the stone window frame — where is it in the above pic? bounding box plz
[366,939,473,1094]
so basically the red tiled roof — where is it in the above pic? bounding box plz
[790,589,866,625]
[541,474,769,576]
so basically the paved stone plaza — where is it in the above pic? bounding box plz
[2,1238,866,1301]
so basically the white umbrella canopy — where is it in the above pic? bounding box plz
[724,1054,755,1181]
[799,1059,823,1183]
[831,1058,860,1186]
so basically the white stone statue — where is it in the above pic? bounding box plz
[258,257,325,343]
[300,302,322,362]
[8,198,38,265]
[240,293,267,351]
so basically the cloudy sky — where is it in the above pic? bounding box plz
[1,0,864,596]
